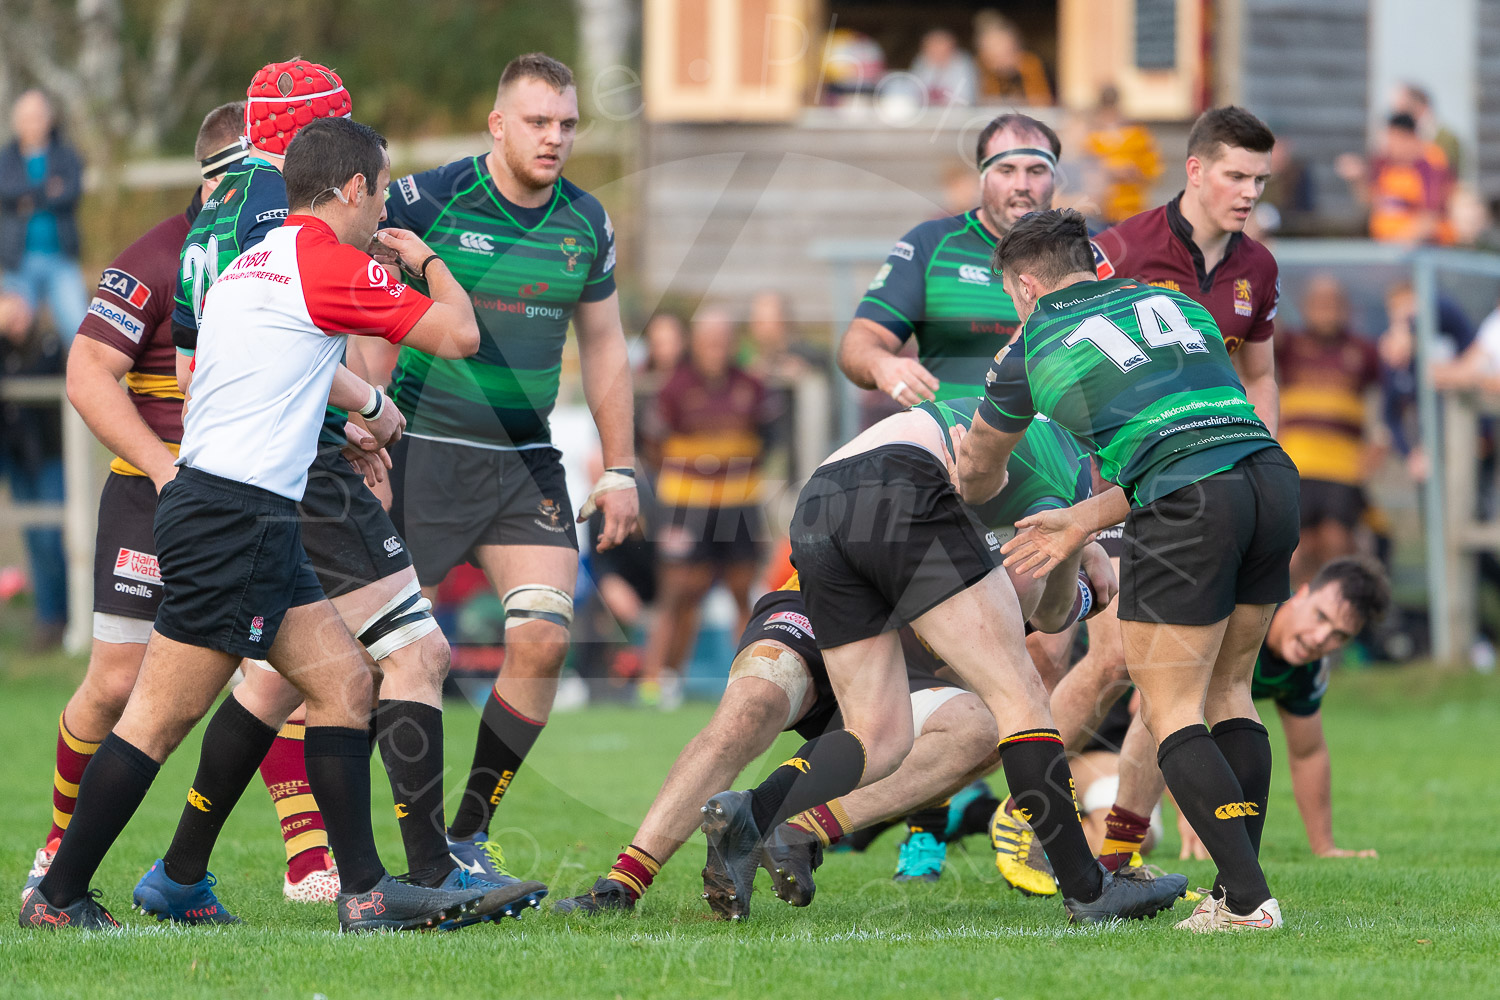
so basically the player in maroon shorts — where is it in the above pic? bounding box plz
[16,104,340,903]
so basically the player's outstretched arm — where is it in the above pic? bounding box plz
[837,318,939,406]
[1279,705,1378,859]
[574,291,639,550]
[374,228,480,360]
[1002,488,1129,579]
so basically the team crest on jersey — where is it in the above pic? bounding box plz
[98,268,151,308]
[868,262,892,291]
[1149,279,1181,292]
[1234,278,1253,317]
[767,611,815,637]
[1090,240,1114,279]
[560,237,582,272]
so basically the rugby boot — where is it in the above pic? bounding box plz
[1175,893,1282,933]
[436,865,541,922]
[990,802,1058,896]
[1063,865,1188,924]
[700,790,761,920]
[133,860,239,924]
[894,831,946,882]
[283,863,340,903]
[1120,854,1203,902]
[446,832,549,911]
[19,888,120,930]
[20,837,58,904]
[552,877,636,915]
[338,872,483,933]
[763,821,823,906]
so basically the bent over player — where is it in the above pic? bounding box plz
[23,119,488,933]
[382,52,638,886]
[961,208,1298,933]
[554,397,1110,916]
[697,395,1186,924]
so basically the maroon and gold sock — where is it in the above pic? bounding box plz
[49,713,101,845]
[786,801,852,847]
[606,845,662,900]
[258,717,333,883]
[1098,804,1151,872]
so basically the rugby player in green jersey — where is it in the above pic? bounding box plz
[380,53,639,889]
[838,113,1058,406]
[960,208,1299,933]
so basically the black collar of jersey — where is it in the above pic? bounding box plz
[1166,192,1244,296]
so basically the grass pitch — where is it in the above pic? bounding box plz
[1,647,1497,1000]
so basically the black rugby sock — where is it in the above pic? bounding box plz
[905,802,951,843]
[38,735,159,907]
[163,696,277,886]
[448,690,544,840]
[1157,724,1272,913]
[374,700,454,885]
[748,730,867,833]
[304,726,387,894]
[1210,717,1274,898]
[997,728,1103,901]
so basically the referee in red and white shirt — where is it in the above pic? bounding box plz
[25,118,486,934]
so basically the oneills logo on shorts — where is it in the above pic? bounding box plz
[1214,801,1260,820]
[766,611,814,637]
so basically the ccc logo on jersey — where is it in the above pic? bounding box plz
[459,232,495,254]
[958,264,991,285]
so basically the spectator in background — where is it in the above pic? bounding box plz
[1276,275,1383,587]
[1337,113,1453,245]
[0,288,67,649]
[1255,137,1317,237]
[639,306,775,708]
[819,28,886,105]
[1392,82,1463,179]
[974,11,1053,106]
[910,29,977,108]
[1432,295,1500,393]
[638,311,687,382]
[745,290,816,383]
[1084,85,1162,224]
[0,90,87,347]
[1379,279,1474,483]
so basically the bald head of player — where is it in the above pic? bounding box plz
[283,117,391,249]
[488,52,579,203]
[992,208,1097,323]
[1182,106,1275,239]
[974,113,1061,238]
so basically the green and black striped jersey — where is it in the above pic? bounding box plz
[981,278,1276,506]
[855,210,1021,398]
[384,157,616,449]
[916,396,1090,530]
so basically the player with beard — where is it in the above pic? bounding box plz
[381,53,638,892]
[838,113,1060,406]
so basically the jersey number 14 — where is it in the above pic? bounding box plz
[1061,294,1208,373]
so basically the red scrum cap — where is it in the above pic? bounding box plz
[244,59,353,156]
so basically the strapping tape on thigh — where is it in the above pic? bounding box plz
[502,584,574,630]
[727,642,811,730]
[356,579,439,661]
